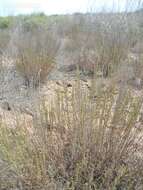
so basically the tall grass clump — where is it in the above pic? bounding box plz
[0,81,143,189]
[9,23,60,87]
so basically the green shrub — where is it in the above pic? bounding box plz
[20,13,48,32]
[0,16,13,29]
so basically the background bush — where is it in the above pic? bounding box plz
[63,13,138,77]
[9,24,60,87]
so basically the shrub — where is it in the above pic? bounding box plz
[65,13,136,77]
[0,16,13,29]
[10,24,60,87]
[0,81,143,189]
[19,13,48,32]
[0,29,11,54]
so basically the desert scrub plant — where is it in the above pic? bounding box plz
[9,24,60,87]
[0,80,143,189]
[65,13,136,77]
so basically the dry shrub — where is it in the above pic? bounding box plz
[0,81,143,189]
[0,29,11,82]
[0,29,10,54]
[10,24,60,87]
[65,13,135,77]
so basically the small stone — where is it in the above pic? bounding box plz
[1,101,11,111]
[67,83,72,88]
[56,81,62,86]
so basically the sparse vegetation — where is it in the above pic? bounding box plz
[0,2,143,190]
